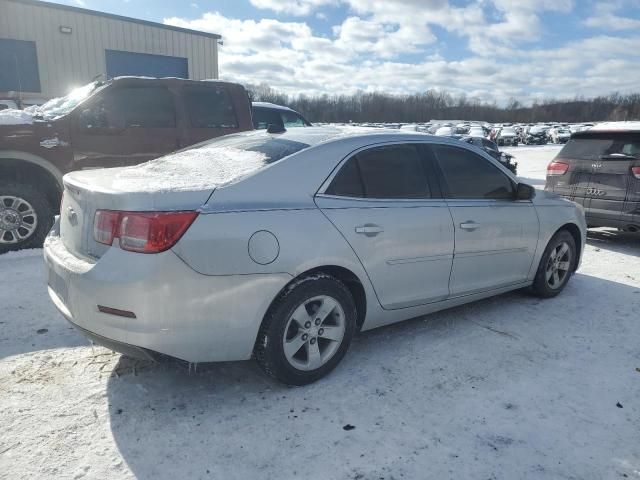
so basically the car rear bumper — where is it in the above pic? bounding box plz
[43,219,292,363]
[584,208,640,229]
[554,196,640,229]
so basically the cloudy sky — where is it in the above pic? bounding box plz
[59,0,640,104]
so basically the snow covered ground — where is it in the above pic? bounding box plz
[1,146,639,480]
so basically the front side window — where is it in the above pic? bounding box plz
[432,145,514,200]
[326,144,431,199]
[184,87,238,129]
[282,110,307,128]
[78,87,175,129]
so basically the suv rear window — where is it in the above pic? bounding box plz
[559,133,640,160]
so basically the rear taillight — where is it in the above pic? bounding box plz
[547,161,569,176]
[93,210,198,253]
[632,166,640,179]
[94,210,120,246]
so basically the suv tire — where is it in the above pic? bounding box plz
[0,182,55,254]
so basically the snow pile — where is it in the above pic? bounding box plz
[0,109,34,125]
[113,145,269,192]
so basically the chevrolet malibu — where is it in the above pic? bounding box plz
[44,127,586,385]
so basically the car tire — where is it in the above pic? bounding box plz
[254,273,357,385]
[0,182,55,254]
[530,230,576,298]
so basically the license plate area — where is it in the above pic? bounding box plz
[48,268,69,306]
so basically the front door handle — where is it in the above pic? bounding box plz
[355,224,384,236]
[460,221,480,231]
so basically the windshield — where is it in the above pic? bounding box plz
[36,82,101,119]
[502,128,516,135]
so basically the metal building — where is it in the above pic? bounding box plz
[0,0,220,103]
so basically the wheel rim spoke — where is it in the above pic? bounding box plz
[545,268,554,281]
[314,297,338,324]
[306,341,323,370]
[553,271,560,285]
[284,333,306,358]
[557,243,569,258]
[290,303,313,327]
[318,325,343,342]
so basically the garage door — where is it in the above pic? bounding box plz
[105,50,188,79]
[0,38,41,92]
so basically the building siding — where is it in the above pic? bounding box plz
[0,0,219,99]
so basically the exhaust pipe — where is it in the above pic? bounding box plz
[625,225,640,233]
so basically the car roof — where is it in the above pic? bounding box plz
[588,122,640,133]
[252,102,298,112]
[226,125,471,152]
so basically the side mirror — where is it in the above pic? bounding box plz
[516,182,535,200]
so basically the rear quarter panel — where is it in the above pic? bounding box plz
[172,208,382,325]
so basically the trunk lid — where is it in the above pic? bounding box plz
[59,137,273,259]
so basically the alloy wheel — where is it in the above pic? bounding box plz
[0,195,38,245]
[545,241,572,289]
[282,295,346,371]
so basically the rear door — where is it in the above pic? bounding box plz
[70,85,179,169]
[316,143,454,310]
[431,144,539,296]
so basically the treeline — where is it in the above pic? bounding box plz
[247,84,640,124]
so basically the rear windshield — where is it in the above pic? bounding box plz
[558,134,640,160]
[114,134,311,192]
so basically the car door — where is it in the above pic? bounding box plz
[315,143,454,310]
[430,144,539,296]
[71,86,179,169]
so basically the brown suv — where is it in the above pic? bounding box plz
[0,77,253,253]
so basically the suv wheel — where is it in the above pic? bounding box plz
[0,182,55,254]
[531,230,576,298]
[254,273,357,385]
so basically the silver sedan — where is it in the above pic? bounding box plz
[44,127,586,385]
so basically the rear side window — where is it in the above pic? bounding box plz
[82,86,176,128]
[326,144,430,199]
[432,145,514,200]
[183,86,238,128]
[559,135,640,160]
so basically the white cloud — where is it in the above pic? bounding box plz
[163,1,640,104]
[584,1,640,30]
[249,0,337,16]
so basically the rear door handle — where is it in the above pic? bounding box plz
[460,221,480,231]
[355,224,384,236]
